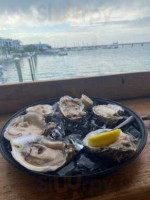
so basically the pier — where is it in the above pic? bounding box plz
[56,41,150,51]
[120,42,150,47]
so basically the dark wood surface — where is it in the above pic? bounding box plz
[0,98,150,200]
[1,71,150,114]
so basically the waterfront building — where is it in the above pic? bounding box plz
[0,38,21,49]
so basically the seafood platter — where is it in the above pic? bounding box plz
[0,95,147,178]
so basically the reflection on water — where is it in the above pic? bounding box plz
[1,45,150,84]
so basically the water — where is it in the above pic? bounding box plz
[0,45,150,84]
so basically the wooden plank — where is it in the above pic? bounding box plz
[1,71,150,114]
[0,97,150,200]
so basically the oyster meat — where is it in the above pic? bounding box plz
[26,104,53,116]
[4,112,46,141]
[93,104,124,125]
[83,129,137,162]
[11,135,75,172]
[59,96,86,122]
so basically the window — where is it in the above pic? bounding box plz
[0,0,150,84]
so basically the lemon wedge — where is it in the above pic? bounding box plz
[88,129,121,147]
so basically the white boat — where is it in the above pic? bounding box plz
[112,42,119,49]
[102,42,119,49]
[58,51,68,56]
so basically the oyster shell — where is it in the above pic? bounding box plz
[83,129,137,162]
[59,96,86,122]
[93,104,124,125]
[11,135,75,172]
[26,104,53,116]
[43,122,56,136]
[4,112,46,141]
[81,94,93,108]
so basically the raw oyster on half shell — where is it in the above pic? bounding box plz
[59,96,86,122]
[83,129,137,162]
[4,112,46,141]
[81,94,93,108]
[93,104,124,125]
[26,104,53,116]
[11,135,75,172]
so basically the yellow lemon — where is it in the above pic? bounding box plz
[88,129,121,147]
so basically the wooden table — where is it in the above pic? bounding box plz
[0,98,150,200]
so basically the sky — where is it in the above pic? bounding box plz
[0,0,150,47]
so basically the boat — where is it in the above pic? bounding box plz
[102,42,119,49]
[58,51,68,56]
[112,42,119,49]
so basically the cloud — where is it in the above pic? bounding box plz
[0,0,150,25]
[0,0,150,46]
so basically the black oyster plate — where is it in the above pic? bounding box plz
[0,98,147,179]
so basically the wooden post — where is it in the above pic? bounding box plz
[14,57,23,82]
[34,54,37,70]
[28,58,34,81]
[32,54,38,80]
[31,56,35,74]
